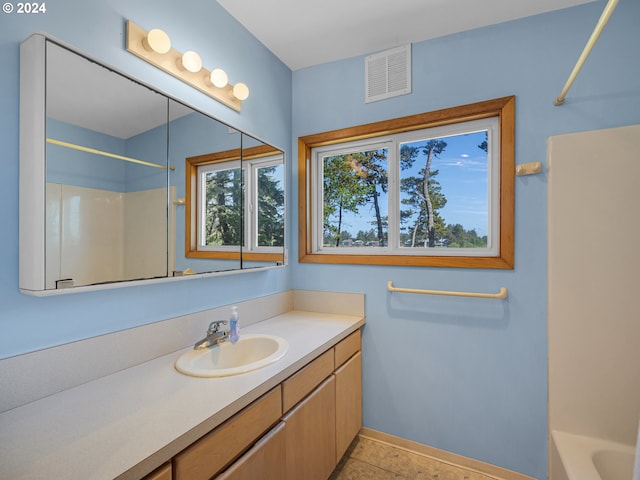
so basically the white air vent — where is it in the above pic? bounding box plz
[365,44,411,103]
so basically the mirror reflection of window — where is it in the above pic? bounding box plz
[186,144,285,266]
[256,162,285,248]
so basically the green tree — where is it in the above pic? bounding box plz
[400,140,448,247]
[356,229,377,242]
[445,224,487,248]
[257,166,284,247]
[323,155,371,246]
[204,168,242,246]
[348,150,388,245]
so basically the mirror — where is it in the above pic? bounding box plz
[171,100,242,274]
[19,35,284,294]
[182,130,285,271]
[239,134,285,269]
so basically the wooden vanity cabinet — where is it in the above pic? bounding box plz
[334,329,361,368]
[283,376,337,480]
[282,348,334,413]
[214,422,286,480]
[335,351,362,460]
[279,329,362,479]
[334,329,362,461]
[173,387,282,480]
[141,462,171,480]
[152,328,362,480]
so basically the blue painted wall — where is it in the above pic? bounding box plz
[291,1,639,478]
[1,0,639,479]
[0,0,292,356]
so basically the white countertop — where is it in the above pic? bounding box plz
[0,311,364,480]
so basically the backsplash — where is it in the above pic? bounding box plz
[0,289,365,413]
[0,291,292,412]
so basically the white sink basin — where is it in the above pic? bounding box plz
[175,334,289,378]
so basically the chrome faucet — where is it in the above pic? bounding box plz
[194,320,228,350]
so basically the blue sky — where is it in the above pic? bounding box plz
[327,130,488,240]
[421,131,488,236]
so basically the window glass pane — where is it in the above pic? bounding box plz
[257,163,285,247]
[202,167,242,246]
[399,131,488,249]
[322,149,388,248]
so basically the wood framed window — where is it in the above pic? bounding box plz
[298,96,514,268]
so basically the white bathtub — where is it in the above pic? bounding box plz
[553,430,637,480]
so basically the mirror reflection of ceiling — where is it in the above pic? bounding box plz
[46,44,192,139]
[216,0,596,70]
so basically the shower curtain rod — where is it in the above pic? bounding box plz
[555,0,619,106]
[47,138,174,170]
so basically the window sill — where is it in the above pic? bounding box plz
[186,250,284,263]
[298,251,513,269]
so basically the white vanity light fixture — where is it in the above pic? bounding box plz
[209,68,228,88]
[126,20,248,111]
[232,82,250,101]
[143,28,171,54]
[178,50,202,73]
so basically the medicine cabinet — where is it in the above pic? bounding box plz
[19,34,285,295]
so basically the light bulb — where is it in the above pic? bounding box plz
[143,29,171,54]
[209,68,228,88]
[179,51,202,73]
[232,82,249,101]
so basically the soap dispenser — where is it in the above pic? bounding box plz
[229,306,240,343]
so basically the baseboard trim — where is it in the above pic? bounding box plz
[359,428,536,480]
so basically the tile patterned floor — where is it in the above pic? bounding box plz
[331,435,428,479]
[330,435,494,480]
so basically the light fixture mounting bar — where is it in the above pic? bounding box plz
[125,20,242,112]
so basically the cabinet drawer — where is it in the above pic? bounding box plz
[334,330,361,368]
[214,422,286,480]
[174,387,282,480]
[142,462,172,480]
[282,349,334,413]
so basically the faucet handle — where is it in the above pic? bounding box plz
[207,320,228,333]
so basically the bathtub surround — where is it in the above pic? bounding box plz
[548,125,640,479]
[552,431,636,480]
[45,184,173,288]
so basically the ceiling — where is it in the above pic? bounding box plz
[47,41,192,139]
[216,0,595,71]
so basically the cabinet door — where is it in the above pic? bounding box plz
[283,376,336,480]
[335,351,362,461]
[215,422,286,480]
